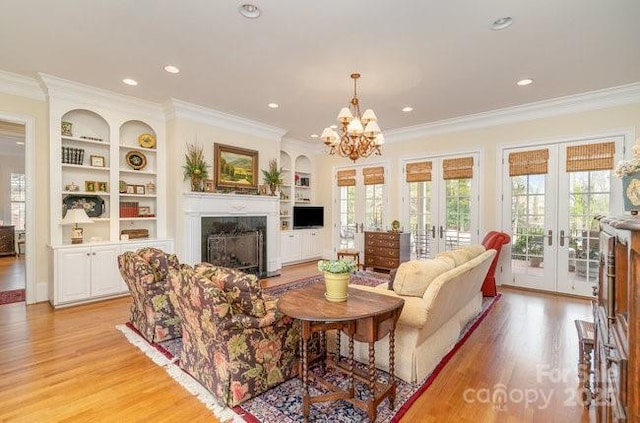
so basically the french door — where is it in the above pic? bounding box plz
[335,165,386,253]
[502,137,623,296]
[403,153,480,258]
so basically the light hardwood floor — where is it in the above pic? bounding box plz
[0,262,595,422]
[0,255,25,292]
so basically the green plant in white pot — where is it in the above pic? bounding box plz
[318,259,357,302]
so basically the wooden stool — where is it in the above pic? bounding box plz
[337,248,361,270]
[574,319,595,405]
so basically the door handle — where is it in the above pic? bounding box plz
[431,225,436,239]
[439,226,444,239]
[559,230,565,247]
[354,224,358,234]
[359,223,364,232]
[547,229,553,246]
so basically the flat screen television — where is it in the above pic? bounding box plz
[293,206,324,229]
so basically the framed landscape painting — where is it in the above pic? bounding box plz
[214,143,259,190]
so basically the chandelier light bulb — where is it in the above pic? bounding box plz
[347,118,364,136]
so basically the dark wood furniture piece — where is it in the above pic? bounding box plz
[364,231,410,272]
[594,216,639,422]
[337,248,361,269]
[575,319,595,405]
[0,225,16,256]
[278,282,404,422]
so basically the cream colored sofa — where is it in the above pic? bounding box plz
[345,245,496,383]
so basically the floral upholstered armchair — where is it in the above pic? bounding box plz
[117,247,181,343]
[167,263,299,407]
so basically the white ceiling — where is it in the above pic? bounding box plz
[1,0,639,141]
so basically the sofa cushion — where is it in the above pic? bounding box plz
[462,244,486,259]
[392,257,455,297]
[194,263,266,318]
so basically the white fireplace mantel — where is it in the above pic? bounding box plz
[182,192,281,273]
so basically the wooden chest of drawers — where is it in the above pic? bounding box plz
[0,225,16,256]
[364,231,410,271]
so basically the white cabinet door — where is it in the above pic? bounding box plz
[281,231,301,264]
[90,245,123,297]
[56,247,91,304]
[301,229,322,259]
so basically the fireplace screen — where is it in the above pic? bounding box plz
[207,230,264,275]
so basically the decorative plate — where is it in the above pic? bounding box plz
[63,195,105,218]
[126,150,147,170]
[137,133,156,149]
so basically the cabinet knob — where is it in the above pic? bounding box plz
[86,253,90,256]
[92,252,96,256]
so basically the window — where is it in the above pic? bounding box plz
[10,173,25,230]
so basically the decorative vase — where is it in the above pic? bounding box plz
[269,183,277,196]
[622,172,640,212]
[191,177,203,192]
[323,271,350,302]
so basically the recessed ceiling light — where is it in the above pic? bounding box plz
[163,65,180,74]
[268,103,279,109]
[311,134,319,138]
[517,78,534,86]
[122,78,138,86]
[402,106,413,112]
[330,125,338,129]
[16,141,24,145]
[239,4,260,18]
[491,16,513,30]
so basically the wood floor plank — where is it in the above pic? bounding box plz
[0,261,596,422]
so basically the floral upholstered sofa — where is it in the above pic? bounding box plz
[117,247,181,343]
[167,263,299,407]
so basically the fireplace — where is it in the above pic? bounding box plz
[182,193,281,276]
[201,216,266,276]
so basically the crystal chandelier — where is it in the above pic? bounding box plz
[321,73,384,162]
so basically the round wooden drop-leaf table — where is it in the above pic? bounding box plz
[278,281,404,422]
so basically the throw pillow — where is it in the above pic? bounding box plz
[388,268,398,290]
[392,257,455,297]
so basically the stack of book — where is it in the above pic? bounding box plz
[62,146,85,165]
[119,201,139,217]
[120,229,149,239]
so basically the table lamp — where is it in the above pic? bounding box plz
[61,207,94,244]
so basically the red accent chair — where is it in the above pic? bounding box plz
[481,231,511,297]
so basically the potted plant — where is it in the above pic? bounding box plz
[317,259,357,302]
[183,143,209,192]
[261,158,283,196]
[528,243,544,267]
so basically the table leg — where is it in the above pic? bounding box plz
[348,332,354,397]
[336,329,341,363]
[302,321,310,422]
[368,341,377,422]
[389,325,397,409]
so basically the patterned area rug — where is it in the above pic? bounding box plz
[118,272,500,422]
[0,289,25,305]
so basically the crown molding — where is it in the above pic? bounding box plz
[385,82,640,143]
[38,73,164,121]
[164,98,287,141]
[0,70,46,101]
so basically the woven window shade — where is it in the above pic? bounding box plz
[406,161,432,182]
[509,149,549,176]
[363,166,384,185]
[566,142,615,172]
[442,157,473,180]
[336,169,356,186]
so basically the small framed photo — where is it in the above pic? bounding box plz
[204,179,215,193]
[126,185,135,194]
[138,206,151,217]
[85,181,96,192]
[259,184,268,195]
[97,182,108,192]
[90,155,105,167]
[135,185,146,195]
